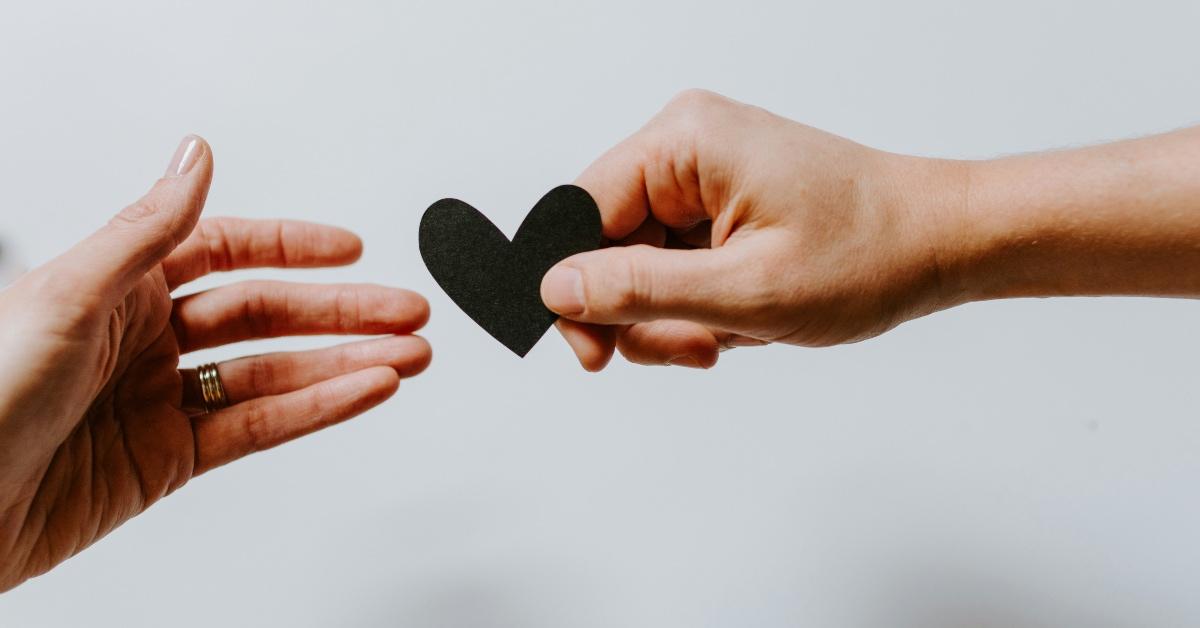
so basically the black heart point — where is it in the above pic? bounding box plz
[418,185,602,356]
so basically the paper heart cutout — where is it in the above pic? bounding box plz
[419,185,602,356]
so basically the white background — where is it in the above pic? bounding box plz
[3,1,1200,626]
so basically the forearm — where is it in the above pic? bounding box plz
[941,126,1200,302]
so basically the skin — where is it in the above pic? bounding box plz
[4,91,1200,591]
[0,136,431,592]
[542,89,1200,370]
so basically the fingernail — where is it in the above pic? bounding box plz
[541,266,585,315]
[165,135,202,178]
[667,356,705,369]
[727,335,768,348]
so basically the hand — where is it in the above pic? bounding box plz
[0,136,431,591]
[541,89,966,370]
[543,90,1200,371]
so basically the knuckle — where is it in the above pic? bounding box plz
[240,403,272,452]
[335,285,364,331]
[196,219,232,272]
[626,249,658,311]
[276,220,296,266]
[110,198,179,257]
[665,88,722,113]
[594,246,655,316]
[662,88,728,131]
[247,356,277,396]
[112,199,161,225]
[337,343,362,371]
[239,281,275,337]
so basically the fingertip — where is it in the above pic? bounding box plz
[413,293,431,330]
[162,134,214,194]
[390,334,433,378]
[268,221,367,268]
[555,319,616,371]
[390,288,431,332]
[340,366,402,421]
[176,135,214,217]
[541,263,585,316]
[685,348,720,369]
[164,134,210,172]
[345,232,364,263]
[579,344,615,372]
[574,161,648,241]
[683,335,721,369]
[195,135,214,171]
[360,365,402,402]
[325,225,364,264]
[333,365,402,416]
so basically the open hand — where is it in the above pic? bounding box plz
[0,136,431,591]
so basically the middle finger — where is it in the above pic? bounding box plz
[172,280,429,353]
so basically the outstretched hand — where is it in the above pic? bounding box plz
[0,136,431,591]
[545,90,1200,370]
[543,90,964,370]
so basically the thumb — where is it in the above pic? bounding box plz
[47,135,213,304]
[541,244,757,329]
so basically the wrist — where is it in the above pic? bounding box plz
[949,155,1052,302]
[876,153,980,313]
[928,156,1024,305]
[922,153,1080,305]
[896,152,1073,308]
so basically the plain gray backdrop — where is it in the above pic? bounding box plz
[2,1,1200,626]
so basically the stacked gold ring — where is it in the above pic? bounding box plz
[197,363,229,413]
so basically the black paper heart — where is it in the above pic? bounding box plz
[419,184,602,356]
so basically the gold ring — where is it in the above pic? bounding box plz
[197,362,229,413]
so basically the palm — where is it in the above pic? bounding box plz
[19,271,192,579]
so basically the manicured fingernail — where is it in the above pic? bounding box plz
[667,356,705,369]
[165,135,202,178]
[541,266,585,315]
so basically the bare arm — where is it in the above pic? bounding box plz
[540,90,1200,370]
[948,126,1200,301]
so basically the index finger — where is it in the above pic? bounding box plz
[163,217,363,289]
[575,99,715,240]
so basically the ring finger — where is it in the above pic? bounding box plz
[180,335,432,413]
